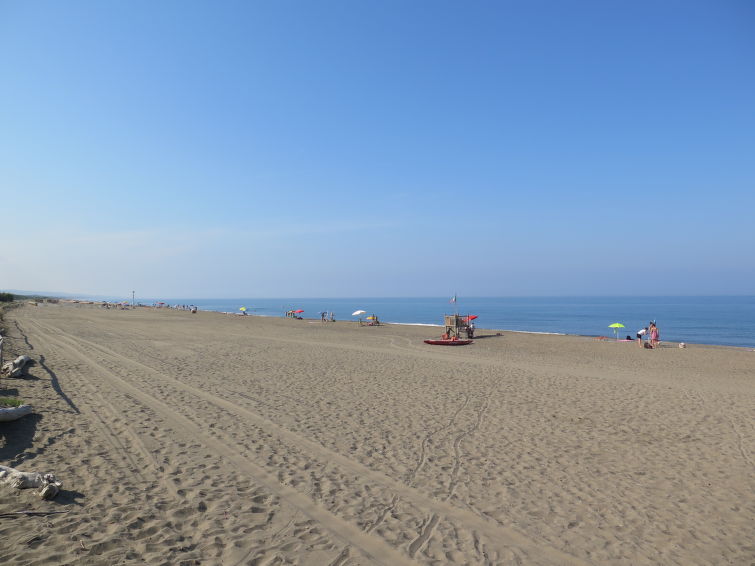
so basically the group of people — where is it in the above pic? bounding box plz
[319,311,336,322]
[358,314,380,326]
[101,301,129,310]
[152,303,197,312]
[636,321,660,348]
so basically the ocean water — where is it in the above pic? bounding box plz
[142,296,755,348]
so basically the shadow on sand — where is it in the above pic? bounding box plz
[13,320,34,350]
[469,333,504,340]
[38,355,79,415]
[0,386,20,397]
[0,412,42,463]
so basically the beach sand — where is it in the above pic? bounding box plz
[1,302,753,565]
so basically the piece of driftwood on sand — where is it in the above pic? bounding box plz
[2,355,34,378]
[0,404,33,422]
[0,466,62,500]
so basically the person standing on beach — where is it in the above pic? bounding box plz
[637,326,648,347]
[646,321,657,348]
[650,322,660,348]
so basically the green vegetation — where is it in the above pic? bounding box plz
[0,292,14,303]
[0,397,24,408]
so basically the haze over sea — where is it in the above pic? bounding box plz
[127,296,755,349]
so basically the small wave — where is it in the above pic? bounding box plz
[506,330,566,336]
[386,322,442,327]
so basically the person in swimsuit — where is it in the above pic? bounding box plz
[637,327,648,347]
[648,321,659,348]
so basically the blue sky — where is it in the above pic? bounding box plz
[1,1,753,298]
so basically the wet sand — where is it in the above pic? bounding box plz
[1,302,753,565]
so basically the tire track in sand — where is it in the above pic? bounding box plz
[366,395,470,548]
[35,331,183,499]
[28,319,416,566]
[408,389,493,559]
[31,317,593,566]
[406,395,470,488]
[682,386,754,472]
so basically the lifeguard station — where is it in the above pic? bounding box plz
[443,314,475,339]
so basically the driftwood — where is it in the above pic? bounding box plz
[0,466,62,500]
[0,404,33,422]
[2,355,34,378]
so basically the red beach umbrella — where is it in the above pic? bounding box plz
[294,309,304,313]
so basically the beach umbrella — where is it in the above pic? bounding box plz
[239,306,247,312]
[366,315,376,320]
[294,309,304,313]
[467,315,478,320]
[352,310,366,316]
[608,322,625,341]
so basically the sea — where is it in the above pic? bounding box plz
[130,296,755,349]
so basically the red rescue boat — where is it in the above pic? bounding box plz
[424,338,473,346]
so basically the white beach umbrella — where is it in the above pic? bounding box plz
[352,310,366,316]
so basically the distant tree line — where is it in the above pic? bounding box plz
[0,292,14,303]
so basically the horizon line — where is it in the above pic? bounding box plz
[6,290,755,301]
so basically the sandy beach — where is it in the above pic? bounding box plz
[1,302,753,565]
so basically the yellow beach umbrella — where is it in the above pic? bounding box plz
[240,306,247,312]
[608,322,624,341]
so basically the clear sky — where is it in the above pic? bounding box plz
[1,1,754,298]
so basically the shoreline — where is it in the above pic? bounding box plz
[172,306,752,351]
[39,295,755,349]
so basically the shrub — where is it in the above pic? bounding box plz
[0,398,24,407]
[0,292,14,303]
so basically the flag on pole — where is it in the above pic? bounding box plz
[450,294,457,304]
